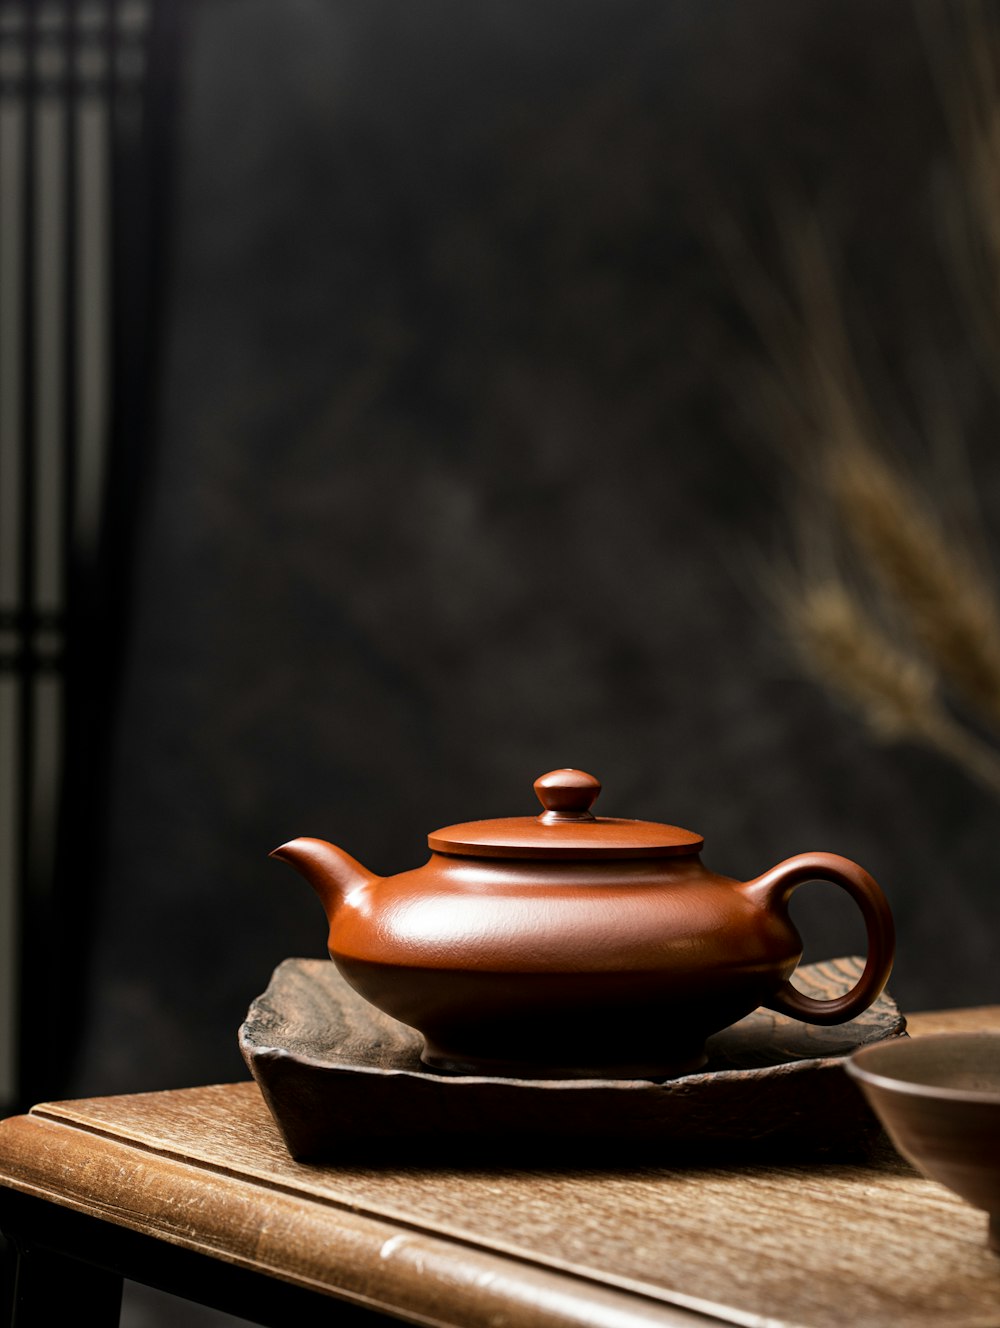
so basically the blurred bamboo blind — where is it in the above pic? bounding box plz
[0,0,157,1109]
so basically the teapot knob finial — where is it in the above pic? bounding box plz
[534,769,601,823]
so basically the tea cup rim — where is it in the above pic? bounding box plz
[847,1031,1000,1105]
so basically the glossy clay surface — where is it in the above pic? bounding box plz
[274,769,895,1079]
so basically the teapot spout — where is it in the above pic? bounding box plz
[270,836,378,921]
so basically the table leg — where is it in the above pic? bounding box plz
[6,1238,122,1327]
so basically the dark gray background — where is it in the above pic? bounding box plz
[73,0,1000,1100]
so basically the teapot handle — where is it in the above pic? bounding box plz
[747,851,895,1025]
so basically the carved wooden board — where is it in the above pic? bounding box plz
[239,956,905,1160]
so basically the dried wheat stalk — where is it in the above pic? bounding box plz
[825,444,1000,730]
[781,575,1000,799]
[714,0,1000,797]
[718,197,1000,794]
[732,201,1000,724]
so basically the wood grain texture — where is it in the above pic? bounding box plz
[1,1008,1000,1328]
[239,956,905,1160]
[906,1007,1000,1036]
[0,1112,701,1328]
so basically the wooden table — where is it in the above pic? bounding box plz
[1,1007,999,1328]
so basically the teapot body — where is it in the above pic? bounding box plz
[273,769,894,1080]
[328,852,801,1078]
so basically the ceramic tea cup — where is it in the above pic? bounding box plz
[847,1033,1000,1251]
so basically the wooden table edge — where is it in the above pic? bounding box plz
[0,1111,723,1328]
[2,1007,998,1328]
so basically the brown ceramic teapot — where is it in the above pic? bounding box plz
[272,768,895,1080]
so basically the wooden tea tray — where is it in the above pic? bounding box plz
[239,956,905,1161]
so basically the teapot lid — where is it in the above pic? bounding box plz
[428,769,703,861]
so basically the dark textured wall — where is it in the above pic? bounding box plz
[73,0,1000,1096]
